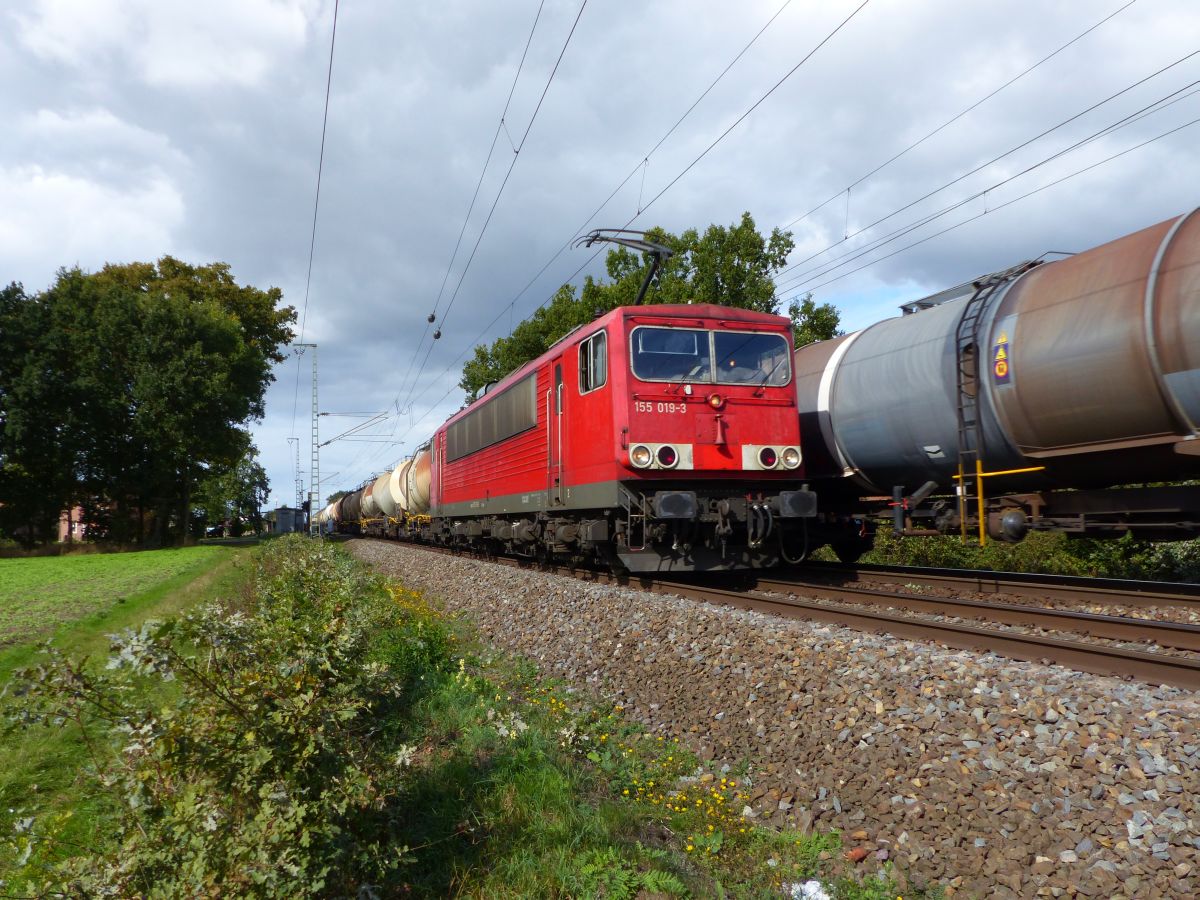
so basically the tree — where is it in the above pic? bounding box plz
[460,213,796,398]
[194,438,270,536]
[0,259,295,546]
[0,282,88,544]
[788,293,843,348]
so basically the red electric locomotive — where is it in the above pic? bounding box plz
[426,303,816,571]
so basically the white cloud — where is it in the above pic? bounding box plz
[20,107,187,170]
[0,165,184,291]
[14,0,316,89]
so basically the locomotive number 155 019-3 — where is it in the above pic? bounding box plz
[634,400,687,415]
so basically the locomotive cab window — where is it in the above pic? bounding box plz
[630,327,712,383]
[714,332,791,385]
[579,330,607,394]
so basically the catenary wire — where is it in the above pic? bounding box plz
[360,3,868,482]
[289,0,341,439]
[391,0,548,413]
[637,0,871,219]
[798,114,1200,295]
[418,2,589,353]
[774,49,1199,282]
[778,0,1138,231]
[778,81,1200,291]
[414,0,799,398]
[777,79,1200,292]
[396,0,589,421]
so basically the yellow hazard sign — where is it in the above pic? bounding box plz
[993,334,1011,384]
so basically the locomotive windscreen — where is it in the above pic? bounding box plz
[631,326,789,385]
[631,327,712,382]
[446,372,538,462]
[714,332,791,385]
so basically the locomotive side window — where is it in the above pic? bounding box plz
[579,331,608,394]
[714,332,791,385]
[630,327,711,382]
[446,372,538,462]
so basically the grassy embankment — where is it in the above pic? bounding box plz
[2,538,929,898]
[0,544,253,875]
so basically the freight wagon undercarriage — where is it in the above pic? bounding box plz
[833,484,1200,555]
[378,483,820,573]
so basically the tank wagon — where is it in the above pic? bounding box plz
[337,304,817,571]
[796,208,1200,556]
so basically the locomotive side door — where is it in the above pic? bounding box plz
[548,362,564,506]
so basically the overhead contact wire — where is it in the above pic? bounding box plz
[802,115,1200,293]
[779,0,1139,231]
[774,49,1200,282]
[778,78,1200,292]
[392,0,547,414]
[398,0,589,419]
[387,2,865,457]
[290,0,341,439]
[638,0,871,218]
[438,0,797,376]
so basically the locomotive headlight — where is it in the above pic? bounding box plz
[707,393,724,410]
[758,447,778,469]
[630,444,653,468]
[781,447,801,469]
[656,445,679,468]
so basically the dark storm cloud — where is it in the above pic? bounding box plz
[3,0,1197,505]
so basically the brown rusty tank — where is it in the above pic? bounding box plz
[340,489,363,522]
[405,449,432,514]
[389,459,412,513]
[360,481,379,518]
[990,210,1200,464]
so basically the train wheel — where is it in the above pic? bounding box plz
[830,536,872,564]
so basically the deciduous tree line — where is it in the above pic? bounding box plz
[459,213,841,398]
[0,258,294,546]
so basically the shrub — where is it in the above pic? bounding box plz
[864,527,1200,580]
[4,535,453,897]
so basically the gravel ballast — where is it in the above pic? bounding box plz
[349,539,1200,898]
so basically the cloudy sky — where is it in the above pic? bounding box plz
[4,0,1198,507]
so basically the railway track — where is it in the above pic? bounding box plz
[363,539,1200,690]
[795,561,1200,609]
[742,570,1200,651]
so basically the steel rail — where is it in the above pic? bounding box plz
[744,575,1200,652]
[644,579,1200,692]
[361,540,1200,690]
[797,561,1200,608]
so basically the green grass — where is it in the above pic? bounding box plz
[398,645,919,899]
[0,546,252,876]
[0,543,931,897]
[0,546,232,649]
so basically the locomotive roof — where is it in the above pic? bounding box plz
[445,303,790,425]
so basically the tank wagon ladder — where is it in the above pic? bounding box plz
[952,263,1035,545]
